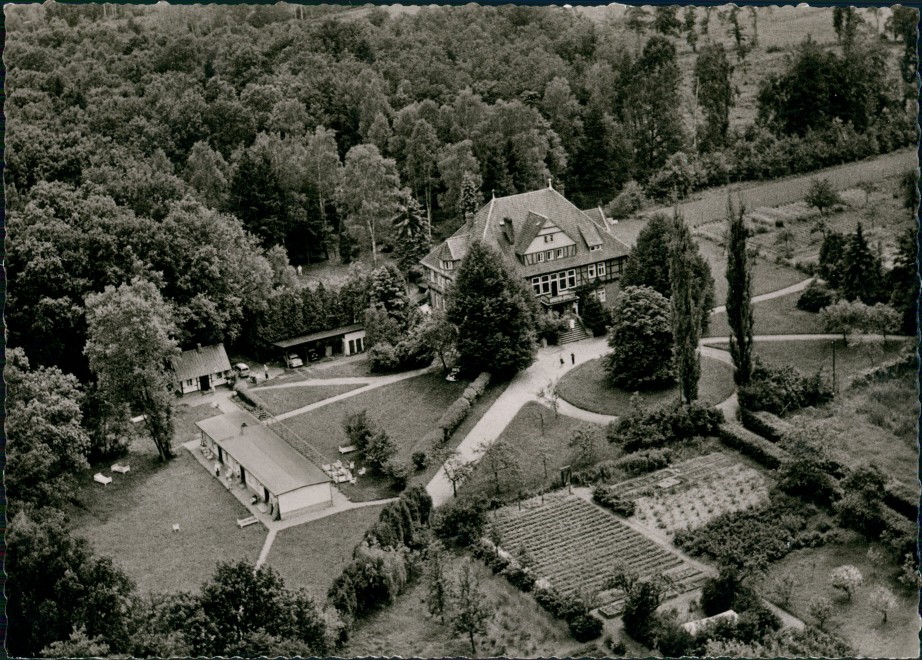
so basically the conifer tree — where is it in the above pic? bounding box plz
[446,241,537,378]
[670,212,701,405]
[725,197,754,386]
[840,223,883,304]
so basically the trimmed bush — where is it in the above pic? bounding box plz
[613,448,674,476]
[739,409,792,443]
[411,451,429,471]
[717,423,788,469]
[609,400,723,452]
[592,485,637,516]
[797,281,835,312]
[439,397,471,437]
[737,359,833,416]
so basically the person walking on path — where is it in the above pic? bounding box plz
[559,357,564,368]
[263,365,269,380]
[571,352,575,365]
[297,265,303,277]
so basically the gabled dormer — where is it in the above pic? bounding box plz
[511,211,578,266]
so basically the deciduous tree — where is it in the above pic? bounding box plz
[5,348,91,516]
[869,585,897,623]
[831,565,864,600]
[84,278,179,462]
[336,144,403,267]
[450,560,492,655]
[606,285,674,390]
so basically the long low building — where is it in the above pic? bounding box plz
[196,410,333,520]
[272,322,366,361]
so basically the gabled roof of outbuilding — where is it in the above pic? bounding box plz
[172,343,231,382]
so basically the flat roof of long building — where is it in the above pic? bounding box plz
[196,410,330,495]
[272,323,364,349]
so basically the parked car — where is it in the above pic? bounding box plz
[233,363,250,378]
[445,367,460,382]
[285,353,304,368]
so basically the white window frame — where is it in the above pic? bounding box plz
[546,250,554,260]
[598,262,606,276]
[588,264,596,279]
[590,244,601,251]
[556,248,563,258]
[596,289,607,303]
[544,234,554,243]
[537,252,545,262]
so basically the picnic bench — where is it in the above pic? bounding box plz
[237,515,259,529]
[111,464,130,474]
[94,473,113,486]
[338,445,357,455]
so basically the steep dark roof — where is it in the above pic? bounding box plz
[172,344,231,382]
[422,188,631,280]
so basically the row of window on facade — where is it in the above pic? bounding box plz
[531,261,610,295]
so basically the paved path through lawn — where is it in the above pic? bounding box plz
[643,149,915,227]
[270,365,436,422]
[709,277,814,316]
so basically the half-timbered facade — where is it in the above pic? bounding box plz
[421,184,630,318]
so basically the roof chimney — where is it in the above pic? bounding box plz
[548,177,553,189]
[501,217,515,244]
[240,422,247,435]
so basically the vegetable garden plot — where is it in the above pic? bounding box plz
[490,495,707,616]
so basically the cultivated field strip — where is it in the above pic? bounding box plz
[491,496,706,611]
[601,452,737,501]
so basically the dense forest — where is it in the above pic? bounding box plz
[7,3,916,375]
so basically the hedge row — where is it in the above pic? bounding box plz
[882,481,919,522]
[849,348,916,389]
[592,485,637,516]
[739,409,792,443]
[717,423,788,470]
[430,372,491,446]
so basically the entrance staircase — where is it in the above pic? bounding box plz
[558,318,590,344]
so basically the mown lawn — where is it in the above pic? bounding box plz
[557,355,736,416]
[280,373,468,500]
[266,504,386,599]
[256,383,367,416]
[749,338,908,383]
[462,403,615,499]
[695,234,807,304]
[757,540,920,658]
[706,290,826,337]
[68,439,265,595]
[341,550,600,658]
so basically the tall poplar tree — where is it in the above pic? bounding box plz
[669,211,701,405]
[725,197,755,386]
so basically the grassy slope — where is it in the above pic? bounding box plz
[790,361,918,491]
[69,416,266,594]
[758,540,919,658]
[341,552,596,658]
[266,504,386,599]
[695,235,806,304]
[557,354,736,417]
